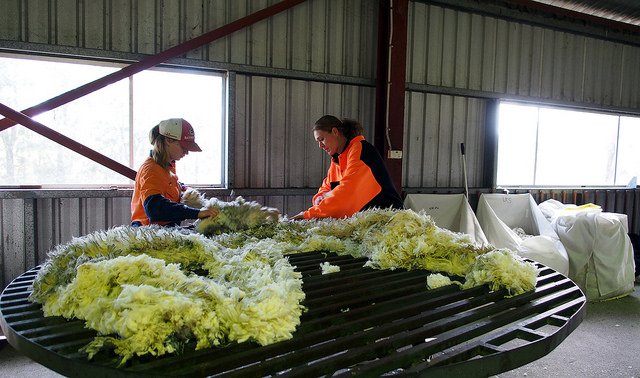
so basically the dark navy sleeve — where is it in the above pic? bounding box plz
[143,194,201,223]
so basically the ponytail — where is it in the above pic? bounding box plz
[149,125,171,171]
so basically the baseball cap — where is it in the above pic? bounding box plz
[157,118,202,152]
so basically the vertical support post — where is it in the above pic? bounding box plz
[483,99,500,188]
[374,0,408,196]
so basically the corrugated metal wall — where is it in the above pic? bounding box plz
[0,0,378,76]
[0,193,133,289]
[2,0,640,288]
[406,2,640,109]
[232,76,376,188]
[402,1,640,189]
[403,93,487,188]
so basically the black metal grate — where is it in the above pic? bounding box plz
[0,251,586,377]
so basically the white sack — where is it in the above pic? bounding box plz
[540,199,635,301]
[404,193,489,245]
[477,193,569,275]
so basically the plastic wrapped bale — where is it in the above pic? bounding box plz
[539,199,636,301]
[404,193,489,246]
[476,193,569,276]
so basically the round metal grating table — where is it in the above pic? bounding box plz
[1,251,586,377]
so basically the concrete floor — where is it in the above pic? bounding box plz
[1,283,639,378]
[494,282,640,378]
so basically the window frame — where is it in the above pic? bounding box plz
[0,52,228,189]
[495,100,640,190]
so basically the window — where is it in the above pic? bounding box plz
[0,55,225,187]
[496,102,640,187]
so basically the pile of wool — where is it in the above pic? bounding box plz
[181,190,281,236]
[29,208,540,365]
[196,196,280,236]
[205,208,540,296]
[461,249,539,296]
[261,209,538,296]
[354,209,538,295]
[29,226,305,364]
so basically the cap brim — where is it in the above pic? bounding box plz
[180,141,202,152]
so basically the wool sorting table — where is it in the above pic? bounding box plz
[1,251,586,377]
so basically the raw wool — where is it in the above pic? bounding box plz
[65,255,226,360]
[29,226,305,364]
[30,226,218,305]
[462,249,539,296]
[356,209,487,276]
[291,209,537,295]
[29,208,540,364]
[204,208,539,296]
[181,188,206,208]
[298,234,351,255]
[196,196,280,236]
[320,262,341,274]
[212,220,311,249]
[427,273,460,289]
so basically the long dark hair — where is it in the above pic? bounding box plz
[313,115,364,141]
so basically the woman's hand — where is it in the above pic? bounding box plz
[314,191,332,205]
[290,212,305,220]
[198,207,219,219]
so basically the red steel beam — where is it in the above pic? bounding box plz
[374,0,408,195]
[0,0,307,132]
[0,102,138,180]
[0,0,308,181]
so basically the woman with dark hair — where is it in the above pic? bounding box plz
[131,118,218,227]
[292,115,403,219]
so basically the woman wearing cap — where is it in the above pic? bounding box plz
[131,118,218,227]
[291,115,403,219]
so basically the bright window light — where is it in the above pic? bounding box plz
[131,69,224,187]
[616,116,640,186]
[0,55,225,187]
[497,102,640,187]
[496,103,538,186]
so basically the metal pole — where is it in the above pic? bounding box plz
[461,142,469,198]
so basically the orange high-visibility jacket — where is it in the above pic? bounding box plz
[131,157,200,226]
[303,135,403,219]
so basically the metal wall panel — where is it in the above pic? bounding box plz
[232,74,376,191]
[403,92,486,188]
[406,1,640,110]
[0,0,379,78]
[1,195,133,289]
[1,199,27,291]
